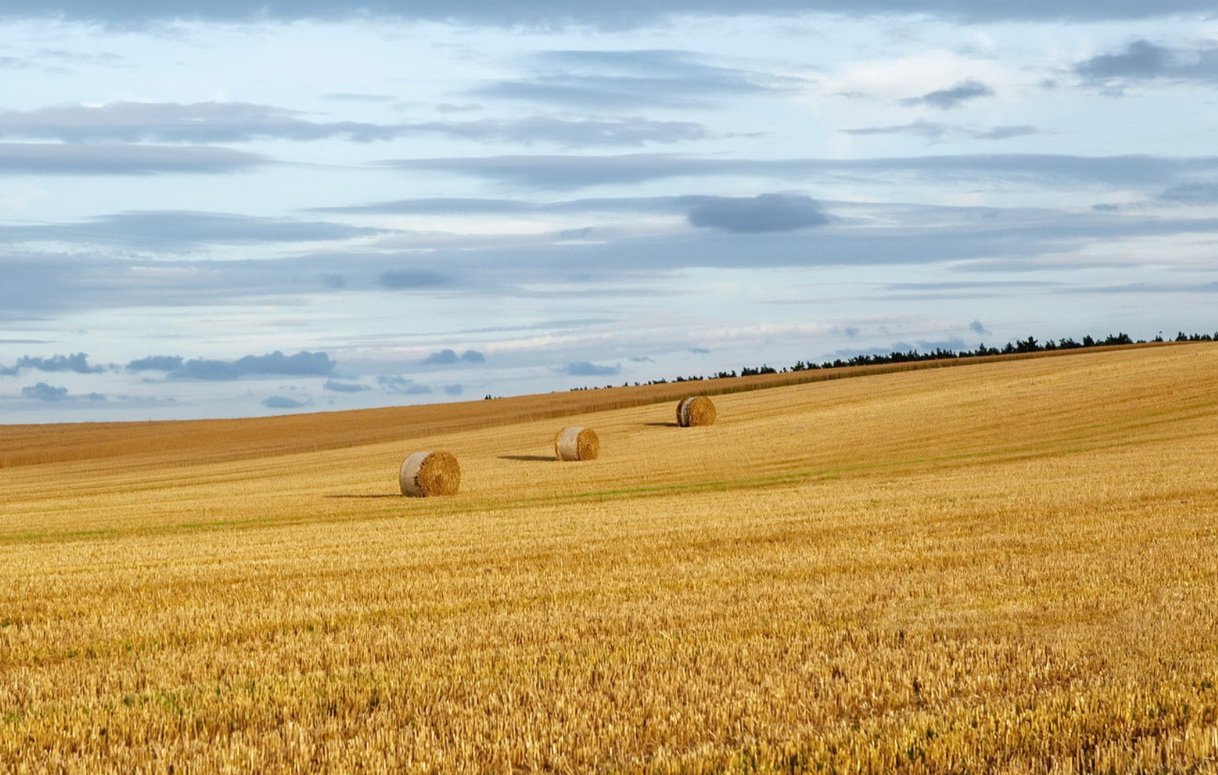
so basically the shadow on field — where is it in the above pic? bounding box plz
[324,494,401,500]
[498,455,555,463]
[644,422,679,428]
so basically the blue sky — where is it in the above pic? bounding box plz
[1,1,1216,422]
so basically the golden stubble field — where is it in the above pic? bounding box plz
[2,344,1217,773]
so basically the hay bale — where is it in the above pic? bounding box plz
[399,451,461,497]
[677,396,717,427]
[555,426,600,461]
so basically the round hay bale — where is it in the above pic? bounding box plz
[555,426,600,461]
[399,451,461,497]
[676,396,717,427]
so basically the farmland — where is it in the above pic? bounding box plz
[2,344,1218,772]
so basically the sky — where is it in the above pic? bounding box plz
[1,1,1216,423]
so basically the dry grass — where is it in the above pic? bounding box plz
[2,344,1218,772]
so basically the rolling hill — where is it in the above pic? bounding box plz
[2,343,1217,772]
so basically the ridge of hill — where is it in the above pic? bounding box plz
[0,341,1186,469]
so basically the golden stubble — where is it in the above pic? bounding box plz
[2,345,1217,772]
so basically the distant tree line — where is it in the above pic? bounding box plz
[565,330,1217,392]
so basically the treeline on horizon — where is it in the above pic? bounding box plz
[561,330,1217,393]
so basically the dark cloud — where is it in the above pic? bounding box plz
[323,379,371,392]
[377,375,433,394]
[1074,40,1218,85]
[420,349,486,365]
[842,120,1038,141]
[262,395,310,409]
[630,355,655,363]
[475,50,797,108]
[15,352,103,373]
[126,355,184,371]
[387,153,1218,190]
[21,382,68,402]
[561,361,620,376]
[377,269,449,289]
[0,1,1207,26]
[442,384,463,396]
[969,320,990,336]
[686,194,829,233]
[690,347,710,354]
[0,143,264,176]
[129,350,336,381]
[0,210,389,251]
[1158,182,1218,204]
[901,80,995,109]
[0,364,18,376]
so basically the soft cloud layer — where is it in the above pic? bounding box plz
[0,143,264,176]
[2,3,1216,422]
[0,103,706,148]
[388,153,1218,189]
[1,0,1209,25]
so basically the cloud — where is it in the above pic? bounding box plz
[690,347,711,354]
[1,211,389,251]
[686,194,829,233]
[14,352,103,373]
[629,355,655,363]
[323,379,371,392]
[1158,183,1218,204]
[21,382,68,401]
[0,102,705,148]
[126,355,184,371]
[405,116,707,147]
[901,80,994,109]
[126,350,335,380]
[475,49,798,108]
[0,102,404,144]
[7,207,1218,322]
[442,384,463,396]
[969,320,991,336]
[420,348,486,365]
[0,143,265,176]
[1074,40,1218,86]
[842,120,1039,141]
[561,361,620,376]
[0,1,1207,26]
[387,153,1218,190]
[262,395,310,409]
[377,375,433,394]
[377,269,449,289]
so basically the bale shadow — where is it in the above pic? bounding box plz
[324,494,401,500]
[498,454,555,463]
[644,422,679,428]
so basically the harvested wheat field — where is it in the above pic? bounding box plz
[2,344,1218,773]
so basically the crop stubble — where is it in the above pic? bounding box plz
[2,345,1217,772]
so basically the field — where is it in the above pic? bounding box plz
[3,344,1218,773]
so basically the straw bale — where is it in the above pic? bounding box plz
[677,396,717,427]
[399,450,461,497]
[555,426,600,461]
